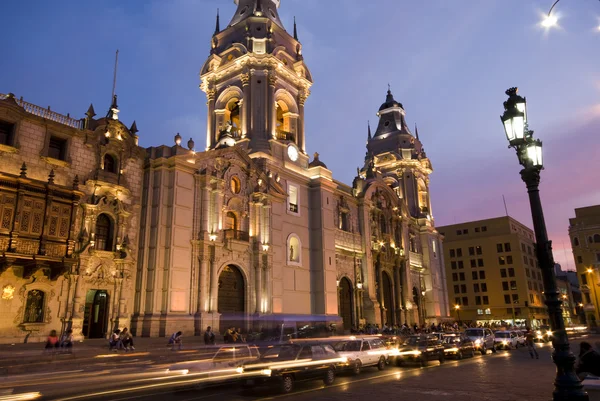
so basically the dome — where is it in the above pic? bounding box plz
[309,152,328,169]
[379,89,404,111]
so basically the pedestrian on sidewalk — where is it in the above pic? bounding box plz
[204,326,215,345]
[168,331,183,351]
[45,330,59,352]
[120,328,135,351]
[525,327,539,359]
[576,342,600,380]
[236,327,245,343]
[60,329,74,353]
[109,329,124,351]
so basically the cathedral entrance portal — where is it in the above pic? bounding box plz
[83,290,109,339]
[218,265,245,332]
[382,272,394,326]
[339,277,353,331]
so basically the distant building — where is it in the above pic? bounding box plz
[569,205,600,328]
[438,217,549,327]
[555,264,583,325]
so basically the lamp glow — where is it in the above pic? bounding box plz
[526,140,543,167]
[542,14,558,28]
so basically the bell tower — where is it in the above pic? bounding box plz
[200,0,313,161]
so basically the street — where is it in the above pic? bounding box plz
[3,338,593,401]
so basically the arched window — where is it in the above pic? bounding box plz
[594,234,600,243]
[226,99,241,134]
[418,179,428,213]
[288,234,301,265]
[230,176,241,194]
[573,237,580,247]
[340,211,350,232]
[95,214,114,251]
[103,153,117,174]
[225,211,238,231]
[23,290,45,323]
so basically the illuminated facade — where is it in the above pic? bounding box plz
[569,205,600,328]
[131,0,449,336]
[0,0,450,342]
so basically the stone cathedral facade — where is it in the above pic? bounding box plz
[0,0,449,343]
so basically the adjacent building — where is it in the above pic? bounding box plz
[438,216,549,327]
[0,94,145,343]
[569,205,600,328]
[0,0,450,343]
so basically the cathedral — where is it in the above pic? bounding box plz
[0,0,449,343]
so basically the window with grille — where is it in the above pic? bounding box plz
[0,120,15,146]
[95,214,114,251]
[48,136,67,161]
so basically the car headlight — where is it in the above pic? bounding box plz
[236,367,244,374]
[260,369,272,377]
[536,331,542,335]
[502,341,508,345]
[475,339,481,345]
[341,357,349,364]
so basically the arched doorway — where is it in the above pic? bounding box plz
[83,290,110,339]
[218,265,245,332]
[339,278,353,331]
[382,272,393,326]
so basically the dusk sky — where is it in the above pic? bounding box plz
[2,0,599,270]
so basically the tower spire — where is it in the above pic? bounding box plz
[214,8,220,35]
[293,16,298,40]
[367,121,372,141]
[415,123,420,140]
[111,50,119,103]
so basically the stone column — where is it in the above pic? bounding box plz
[255,258,262,314]
[241,71,251,138]
[267,71,277,140]
[209,257,218,312]
[206,87,217,150]
[198,257,209,313]
[395,266,403,325]
[298,90,309,153]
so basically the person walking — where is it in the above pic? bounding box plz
[168,331,183,351]
[204,326,215,345]
[525,328,539,359]
[120,328,135,351]
[576,342,600,380]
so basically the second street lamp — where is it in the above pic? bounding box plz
[454,305,461,323]
[501,88,588,401]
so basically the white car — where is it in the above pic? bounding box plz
[494,331,519,350]
[514,330,526,347]
[167,345,260,376]
[331,337,388,375]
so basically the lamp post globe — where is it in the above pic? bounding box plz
[500,87,588,401]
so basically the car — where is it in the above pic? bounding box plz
[441,333,476,360]
[390,336,445,367]
[332,337,388,375]
[494,331,519,350]
[241,343,344,394]
[535,326,552,343]
[167,345,260,376]
[464,328,496,355]
[514,330,526,347]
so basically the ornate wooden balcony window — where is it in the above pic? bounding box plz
[275,130,295,142]
[0,166,83,279]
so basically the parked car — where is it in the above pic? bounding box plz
[241,343,344,394]
[167,345,260,375]
[332,337,388,375]
[390,336,445,367]
[441,333,475,360]
[514,330,526,347]
[464,328,496,355]
[535,326,552,343]
[494,331,519,350]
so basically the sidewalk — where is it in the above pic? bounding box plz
[0,336,222,376]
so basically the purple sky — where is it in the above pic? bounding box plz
[2,0,599,270]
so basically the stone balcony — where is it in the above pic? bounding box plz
[409,251,423,268]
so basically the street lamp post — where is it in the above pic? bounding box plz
[454,304,461,323]
[500,87,588,401]
[542,0,600,29]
